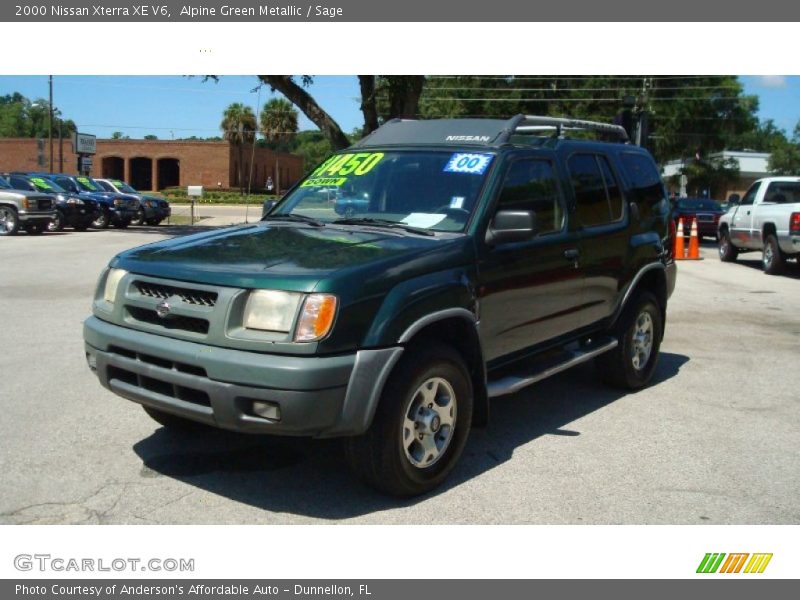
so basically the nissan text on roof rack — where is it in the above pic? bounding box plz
[83,115,677,496]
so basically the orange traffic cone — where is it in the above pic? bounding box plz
[687,218,701,260]
[675,217,685,260]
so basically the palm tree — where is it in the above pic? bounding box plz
[220,102,257,193]
[260,98,299,146]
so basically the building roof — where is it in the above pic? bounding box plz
[662,150,771,179]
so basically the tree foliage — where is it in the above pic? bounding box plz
[0,92,76,139]
[260,98,298,145]
[220,102,257,193]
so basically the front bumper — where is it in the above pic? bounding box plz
[18,210,55,224]
[108,207,135,223]
[83,316,402,437]
[61,206,98,227]
[143,205,171,220]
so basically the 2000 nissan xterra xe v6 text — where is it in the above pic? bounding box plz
[84,116,677,496]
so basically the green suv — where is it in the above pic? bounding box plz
[84,116,676,496]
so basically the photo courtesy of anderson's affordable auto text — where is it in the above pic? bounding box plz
[0,0,799,595]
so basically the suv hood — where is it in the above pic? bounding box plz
[113,223,472,293]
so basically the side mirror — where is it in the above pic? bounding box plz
[485,210,538,245]
[262,200,277,217]
[728,193,740,206]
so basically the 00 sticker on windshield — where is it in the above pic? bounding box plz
[301,152,384,187]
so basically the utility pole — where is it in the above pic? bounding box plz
[634,77,652,148]
[48,75,53,173]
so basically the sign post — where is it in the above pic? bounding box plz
[187,185,203,226]
[73,132,96,175]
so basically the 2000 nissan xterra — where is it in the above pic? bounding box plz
[84,116,677,496]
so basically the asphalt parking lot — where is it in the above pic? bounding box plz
[1,226,798,524]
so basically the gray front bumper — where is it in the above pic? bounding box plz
[83,316,402,437]
[19,211,55,223]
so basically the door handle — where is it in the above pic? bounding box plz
[564,248,580,260]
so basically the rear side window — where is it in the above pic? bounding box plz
[620,152,667,220]
[497,159,564,235]
[568,153,624,227]
[764,181,800,204]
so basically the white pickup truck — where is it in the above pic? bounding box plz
[718,176,800,274]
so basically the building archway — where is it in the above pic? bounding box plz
[129,157,153,191]
[157,158,180,190]
[101,156,125,180]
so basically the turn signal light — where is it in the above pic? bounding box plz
[295,294,338,342]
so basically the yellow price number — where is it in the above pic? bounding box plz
[312,152,385,178]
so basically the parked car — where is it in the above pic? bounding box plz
[95,179,171,226]
[0,175,56,236]
[84,116,676,496]
[27,173,138,229]
[718,176,800,274]
[672,197,725,240]
[6,173,98,232]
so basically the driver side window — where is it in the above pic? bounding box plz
[740,182,759,206]
[497,159,563,235]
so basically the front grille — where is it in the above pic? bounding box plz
[36,198,52,210]
[107,364,211,408]
[134,281,218,307]
[697,214,714,222]
[127,306,210,334]
[108,345,207,376]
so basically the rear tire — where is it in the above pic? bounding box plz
[344,343,473,497]
[0,206,20,236]
[762,234,785,275]
[596,291,663,390]
[142,405,209,431]
[718,229,738,262]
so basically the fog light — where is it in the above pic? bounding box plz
[251,401,281,421]
[86,352,97,372]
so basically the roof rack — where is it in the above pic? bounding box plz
[499,115,629,143]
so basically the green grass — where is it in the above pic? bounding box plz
[157,187,278,205]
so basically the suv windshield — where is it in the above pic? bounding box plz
[75,176,102,192]
[111,180,138,193]
[272,150,494,232]
[28,176,67,193]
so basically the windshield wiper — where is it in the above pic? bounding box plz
[262,214,325,227]
[332,217,435,236]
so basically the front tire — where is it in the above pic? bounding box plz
[762,234,785,275]
[0,206,20,236]
[131,208,145,226]
[345,343,473,497]
[596,292,663,390]
[92,210,111,229]
[48,212,64,232]
[718,229,738,262]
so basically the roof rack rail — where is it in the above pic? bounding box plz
[498,115,629,143]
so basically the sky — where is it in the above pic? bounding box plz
[0,75,798,140]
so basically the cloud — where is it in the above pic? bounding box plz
[757,75,787,88]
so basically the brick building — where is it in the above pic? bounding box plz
[0,138,305,192]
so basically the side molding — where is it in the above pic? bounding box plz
[398,307,477,343]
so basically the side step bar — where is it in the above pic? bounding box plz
[487,337,618,398]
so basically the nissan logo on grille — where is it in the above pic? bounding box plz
[155,300,172,318]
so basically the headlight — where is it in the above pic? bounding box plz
[113,197,124,207]
[144,200,153,208]
[243,290,303,332]
[103,268,127,303]
[295,294,338,342]
[66,197,84,205]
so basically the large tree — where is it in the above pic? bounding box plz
[0,93,76,139]
[254,76,427,149]
[768,122,800,175]
[220,102,257,193]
